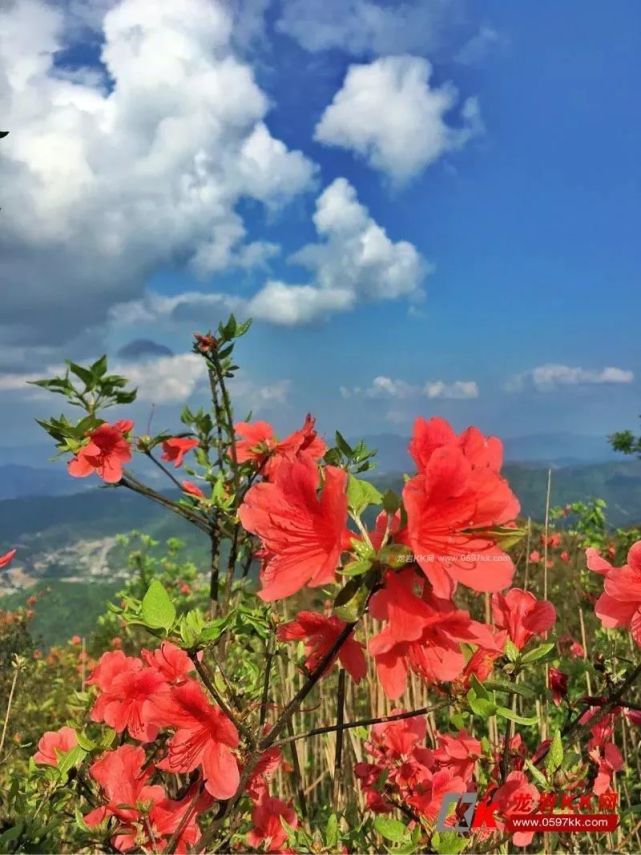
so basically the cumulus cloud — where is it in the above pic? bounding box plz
[0,0,315,344]
[247,177,426,322]
[315,55,482,182]
[109,291,245,328]
[113,353,290,406]
[507,364,635,393]
[277,0,462,57]
[0,349,290,410]
[341,375,478,400]
[423,379,479,399]
[114,176,427,327]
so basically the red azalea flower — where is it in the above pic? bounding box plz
[426,731,482,782]
[234,415,326,479]
[591,743,624,795]
[182,479,205,498]
[549,668,569,706]
[68,420,133,483]
[0,548,16,568]
[84,744,166,851]
[141,642,194,684]
[247,745,285,802]
[371,713,427,758]
[492,771,540,847]
[403,417,519,598]
[491,588,556,650]
[154,680,240,800]
[247,794,298,852]
[150,786,212,853]
[161,436,199,468]
[33,726,78,766]
[368,569,502,699]
[239,459,349,601]
[588,541,641,645]
[529,550,541,563]
[277,611,367,682]
[88,651,168,742]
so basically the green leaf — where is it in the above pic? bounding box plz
[521,642,555,664]
[91,355,108,378]
[504,639,520,662]
[335,431,353,458]
[341,558,373,577]
[141,580,176,630]
[466,687,497,719]
[333,576,368,623]
[382,490,401,513]
[347,474,383,514]
[432,831,469,855]
[525,758,549,789]
[546,730,564,773]
[374,817,408,843]
[67,361,95,388]
[495,706,538,726]
[482,679,536,699]
[56,744,87,777]
[325,814,338,848]
[469,674,492,700]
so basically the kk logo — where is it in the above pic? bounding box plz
[435,792,498,834]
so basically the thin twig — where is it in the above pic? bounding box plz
[271,701,452,749]
[332,668,346,806]
[190,653,253,744]
[0,659,21,760]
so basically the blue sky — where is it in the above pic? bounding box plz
[0,0,639,449]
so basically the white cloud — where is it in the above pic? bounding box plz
[507,364,635,393]
[455,25,504,65]
[114,353,206,403]
[247,281,355,325]
[0,0,315,344]
[341,375,478,400]
[315,55,482,182]
[277,0,461,57]
[230,176,426,324]
[116,353,290,407]
[423,379,478,399]
[109,291,246,328]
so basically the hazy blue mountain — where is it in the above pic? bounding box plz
[0,464,92,499]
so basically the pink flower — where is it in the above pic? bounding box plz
[403,417,519,598]
[247,794,298,852]
[234,415,326,479]
[154,680,240,800]
[84,744,166,852]
[182,479,205,498]
[141,642,194,684]
[33,726,78,766]
[88,651,168,742]
[549,668,569,706]
[161,437,199,468]
[0,548,16,568]
[588,541,641,645]
[369,569,503,698]
[239,459,349,601]
[247,745,285,802]
[493,770,540,847]
[529,550,541,563]
[68,420,133,483]
[491,588,556,650]
[277,611,367,682]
